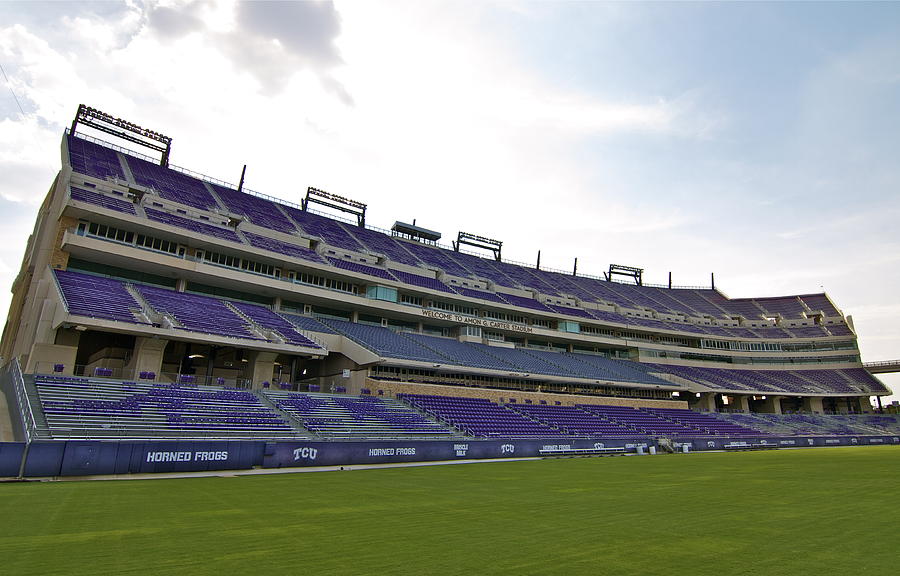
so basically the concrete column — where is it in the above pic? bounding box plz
[856,397,874,414]
[247,351,278,389]
[25,343,78,374]
[695,393,717,412]
[802,396,825,414]
[124,336,168,378]
[735,395,751,413]
[759,395,783,414]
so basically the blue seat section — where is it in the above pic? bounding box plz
[705,294,768,321]
[567,352,671,386]
[137,284,264,341]
[715,412,900,436]
[35,376,302,439]
[341,224,424,266]
[399,394,556,438]
[54,269,147,325]
[405,334,518,371]
[508,404,638,437]
[229,302,321,348]
[547,303,594,319]
[145,207,242,244]
[453,287,507,303]
[751,296,808,320]
[68,137,855,336]
[642,408,761,436]
[211,183,298,234]
[787,326,830,338]
[647,364,889,395]
[322,319,448,363]
[827,324,854,336]
[666,289,731,318]
[70,186,136,215]
[264,390,454,438]
[396,241,473,277]
[578,404,698,436]
[242,231,325,263]
[801,294,841,317]
[492,260,561,295]
[282,314,337,334]
[474,345,573,377]
[498,292,555,312]
[328,257,396,280]
[67,134,126,181]
[124,154,219,210]
[443,250,518,286]
[281,206,369,252]
[389,270,456,293]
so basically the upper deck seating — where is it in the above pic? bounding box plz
[70,186,136,215]
[229,302,321,348]
[137,284,264,341]
[67,134,126,181]
[54,269,148,325]
[211,183,298,234]
[145,207,242,244]
[125,154,219,210]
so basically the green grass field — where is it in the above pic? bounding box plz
[2,446,899,575]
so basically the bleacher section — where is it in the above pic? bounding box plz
[53,270,323,349]
[67,134,126,181]
[647,363,889,395]
[145,207,242,243]
[507,404,638,437]
[54,269,148,325]
[63,132,865,347]
[714,412,900,437]
[46,131,890,436]
[34,376,303,439]
[22,373,899,443]
[211,183,298,234]
[70,186,136,214]
[229,302,321,348]
[264,390,457,439]
[137,284,265,341]
[125,154,219,210]
[399,394,557,437]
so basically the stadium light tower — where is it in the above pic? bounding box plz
[70,104,172,167]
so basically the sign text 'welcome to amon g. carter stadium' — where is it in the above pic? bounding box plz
[421,309,534,333]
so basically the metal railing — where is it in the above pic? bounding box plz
[10,358,36,442]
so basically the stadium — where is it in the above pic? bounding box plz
[0,104,897,480]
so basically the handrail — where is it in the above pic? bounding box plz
[10,358,36,442]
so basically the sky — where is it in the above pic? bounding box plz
[0,0,898,403]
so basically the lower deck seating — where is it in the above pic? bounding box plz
[34,376,304,439]
[507,404,637,437]
[264,390,457,438]
[713,412,900,436]
[399,394,559,438]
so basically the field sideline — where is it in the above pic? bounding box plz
[2,446,898,575]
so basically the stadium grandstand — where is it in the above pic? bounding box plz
[1,105,897,477]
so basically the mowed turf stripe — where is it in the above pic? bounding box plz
[0,446,898,575]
